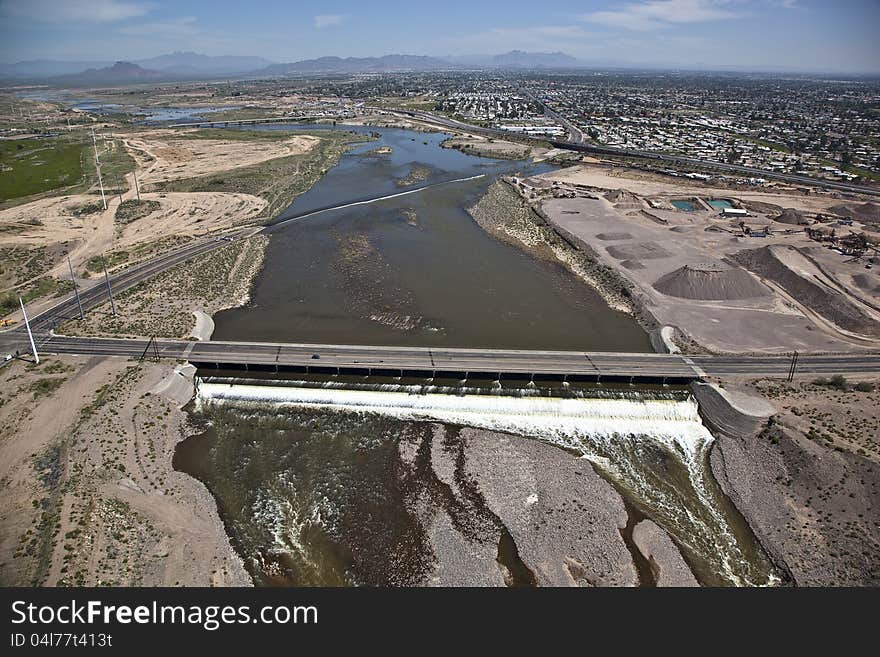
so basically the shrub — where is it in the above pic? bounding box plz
[855,381,875,392]
[115,199,159,224]
[829,374,848,389]
[814,375,848,390]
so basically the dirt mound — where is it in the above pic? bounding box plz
[621,259,645,270]
[774,208,808,225]
[604,189,642,210]
[741,200,782,215]
[670,225,696,233]
[853,273,880,294]
[653,262,770,300]
[830,202,880,226]
[731,246,880,337]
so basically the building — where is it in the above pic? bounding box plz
[721,207,749,218]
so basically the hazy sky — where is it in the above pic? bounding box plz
[1,0,878,73]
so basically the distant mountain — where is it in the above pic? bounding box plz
[0,59,113,78]
[47,61,168,87]
[2,49,585,86]
[258,54,456,75]
[135,51,274,76]
[445,50,582,69]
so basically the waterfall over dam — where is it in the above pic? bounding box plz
[193,376,778,586]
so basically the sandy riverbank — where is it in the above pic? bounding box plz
[467,178,654,327]
[127,129,319,185]
[0,355,249,586]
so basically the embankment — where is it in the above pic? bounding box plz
[467,179,658,332]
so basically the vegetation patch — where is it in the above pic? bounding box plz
[0,138,86,201]
[1,276,72,317]
[115,199,160,224]
[27,377,66,401]
[70,201,105,217]
[85,251,130,274]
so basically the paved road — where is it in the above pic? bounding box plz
[394,109,880,197]
[14,231,253,335]
[8,335,880,381]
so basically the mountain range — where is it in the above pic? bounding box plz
[0,50,588,85]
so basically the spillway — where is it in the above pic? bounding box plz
[193,377,777,586]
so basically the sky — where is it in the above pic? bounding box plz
[0,0,878,73]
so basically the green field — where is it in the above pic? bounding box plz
[0,139,86,201]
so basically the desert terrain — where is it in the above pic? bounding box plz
[0,353,249,586]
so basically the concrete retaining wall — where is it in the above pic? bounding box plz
[691,381,775,440]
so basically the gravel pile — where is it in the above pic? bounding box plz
[653,262,769,300]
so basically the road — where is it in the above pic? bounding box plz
[8,334,880,382]
[14,230,256,335]
[393,109,880,197]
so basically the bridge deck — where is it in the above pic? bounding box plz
[20,335,880,382]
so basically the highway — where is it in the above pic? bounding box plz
[393,109,880,198]
[8,334,880,382]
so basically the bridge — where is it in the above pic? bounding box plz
[10,334,880,384]
[167,115,340,129]
[2,117,879,384]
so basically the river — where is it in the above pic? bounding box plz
[175,123,777,587]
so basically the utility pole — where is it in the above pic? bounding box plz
[91,129,107,210]
[19,297,39,365]
[132,168,141,201]
[113,174,123,205]
[67,256,84,320]
[91,128,100,165]
[102,254,116,317]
